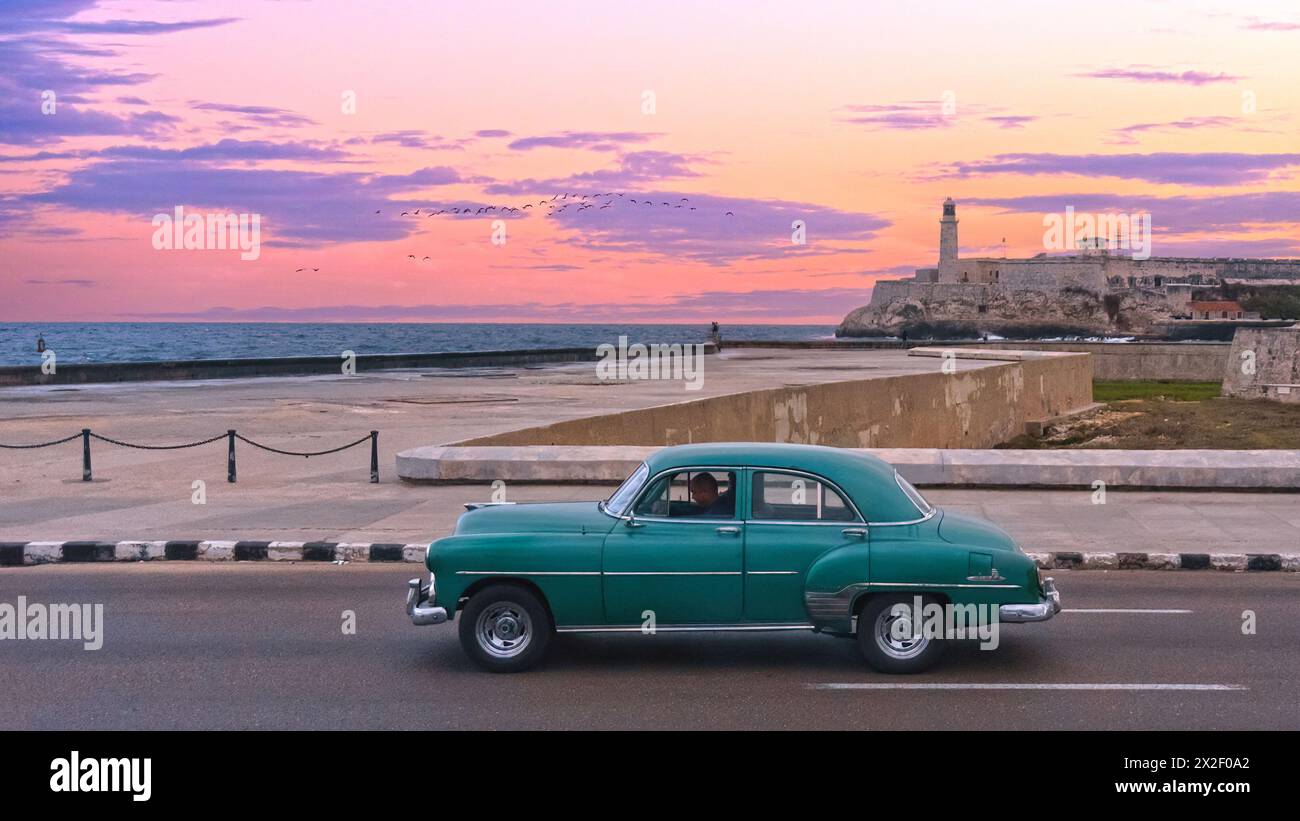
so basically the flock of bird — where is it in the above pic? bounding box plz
[375,192,736,220]
[374,192,736,264]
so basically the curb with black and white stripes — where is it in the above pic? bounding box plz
[1025,551,1299,572]
[0,541,1297,571]
[0,540,425,566]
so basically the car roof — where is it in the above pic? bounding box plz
[643,442,924,523]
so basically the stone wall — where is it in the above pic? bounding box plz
[974,342,1229,381]
[1223,327,1300,403]
[456,351,1094,450]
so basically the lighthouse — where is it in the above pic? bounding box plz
[938,197,959,281]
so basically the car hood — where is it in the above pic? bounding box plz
[936,509,1022,553]
[453,501,617,536]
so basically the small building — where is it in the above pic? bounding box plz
[1189,300,1256,320]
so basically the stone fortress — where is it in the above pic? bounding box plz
[838,198,1300,338]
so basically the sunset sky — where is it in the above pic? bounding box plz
[2,0,1299,323]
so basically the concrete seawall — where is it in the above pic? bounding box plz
[454,350,1094,449]
[0,346,617,386]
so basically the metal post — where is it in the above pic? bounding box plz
[81,428,91,481]
[370,430,379,483]
[227,430,237,483]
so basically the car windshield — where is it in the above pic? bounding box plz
[603,462,649,516]
[895,472,934,516]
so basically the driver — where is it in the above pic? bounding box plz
[688,473,734,517]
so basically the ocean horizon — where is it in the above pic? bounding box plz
[0,322,837,367]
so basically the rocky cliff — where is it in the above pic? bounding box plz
[837,282,1177,339]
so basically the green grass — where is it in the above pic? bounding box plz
[1092,380,1222,402]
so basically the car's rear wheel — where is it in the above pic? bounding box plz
[458,584,553,673]
[856,594,946,674]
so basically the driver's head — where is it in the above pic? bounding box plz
[689,473,719,507]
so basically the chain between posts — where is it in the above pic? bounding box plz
[0,429,379,483]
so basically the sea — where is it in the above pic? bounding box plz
[0,322,837,366]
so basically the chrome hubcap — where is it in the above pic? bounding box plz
[476,603,532,658]
[874,607,929,660]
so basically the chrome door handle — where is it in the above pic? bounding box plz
[715,526,741,536]
[841,528,867,539]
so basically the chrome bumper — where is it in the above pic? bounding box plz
[999,577,1061,623]
[406,577,448,626]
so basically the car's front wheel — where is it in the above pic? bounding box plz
[458,584,553,673]
[857,594,946,674]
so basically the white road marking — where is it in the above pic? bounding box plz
[809,683,1247,691]
[1062,608,1193,614]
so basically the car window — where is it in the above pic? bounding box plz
[605,463,649,516]
[751,471,856,522]
[633,470,737,519]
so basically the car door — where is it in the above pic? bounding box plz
[743,468,866,624]
[601,467,744,625]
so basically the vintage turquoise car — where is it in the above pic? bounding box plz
[406,442,1060,673]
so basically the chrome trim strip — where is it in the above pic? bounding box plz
[455,570,601,576]
[867,506,938,528]
[861,581,1020,589]
[743,519,860,527]
[556,623,815,634]
[626,517,740,525]
[604,571,742,576]
[746,570,799,575]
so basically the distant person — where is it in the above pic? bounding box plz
[709,321,722,351]
[686,473,734,518]
[900,329,908,343]
[36,334,45,354]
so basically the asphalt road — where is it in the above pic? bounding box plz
[1,564,1296,730]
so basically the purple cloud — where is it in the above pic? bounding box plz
[485,150,704,196]
[24,278,95,287]
[370,130,470,151]
[22,18,238,35]
[95,139,354,163]
[21,156,470,244]
[984,115,1037,129]
[507,131,661,152]
[543,191,889,265]
[475,129,512,138]
[1240,18,1300,31]
[1108,116,1243,145]
[838,102,952,130]
[191,102,316,129]
[965,191,1300,237]
[945,152,1300,186]
[1076,66,1243,85]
